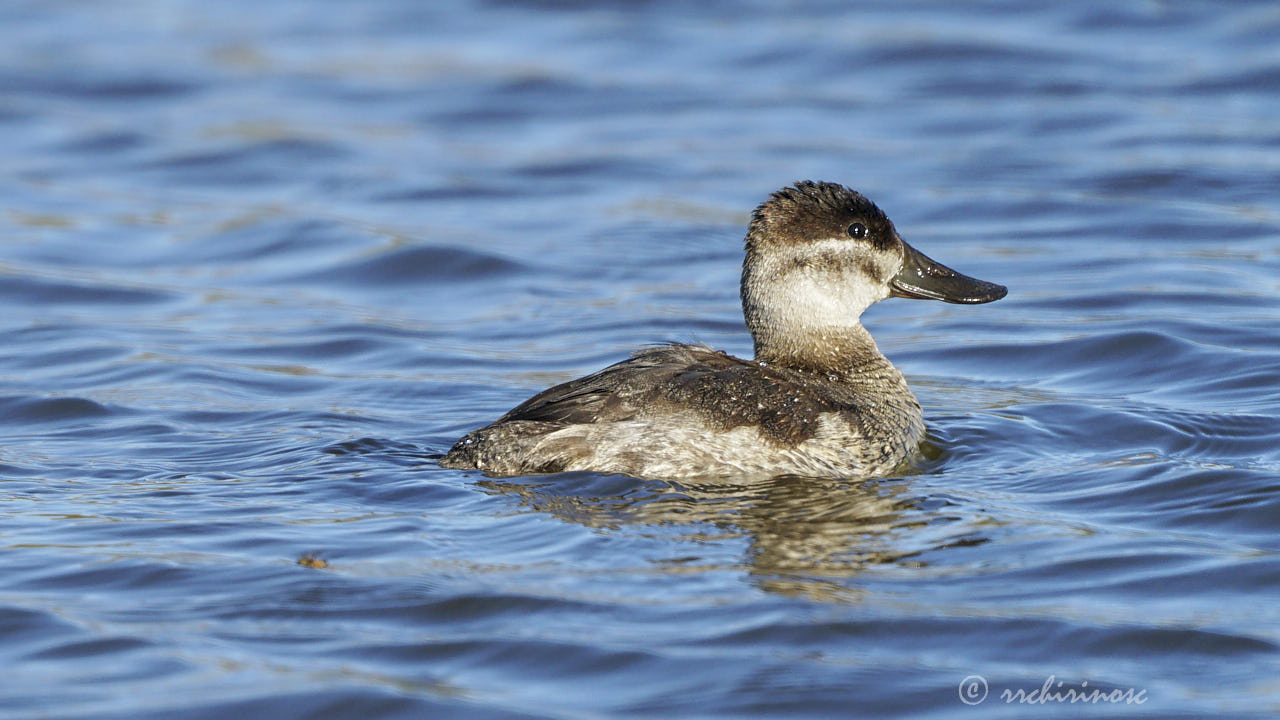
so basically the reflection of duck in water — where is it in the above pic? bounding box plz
[475,474,976,602]
[443,182,1005,480]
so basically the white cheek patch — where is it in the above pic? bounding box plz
[776,274,887,325]
[751,240,894,328]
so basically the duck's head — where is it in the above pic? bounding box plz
[741,181,1006,347]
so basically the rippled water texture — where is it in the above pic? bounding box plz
[3,1,1280,718]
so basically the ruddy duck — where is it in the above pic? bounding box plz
[441,181,1006,479]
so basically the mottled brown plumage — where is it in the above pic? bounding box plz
[441,181,1005,480]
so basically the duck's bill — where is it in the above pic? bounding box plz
[890,242,1007,304]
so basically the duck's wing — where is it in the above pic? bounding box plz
[494,344,710,425]
[497,344,838,447]
[647,349,841,446]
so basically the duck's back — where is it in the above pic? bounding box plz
[440,343,924,479]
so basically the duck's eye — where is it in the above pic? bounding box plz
[846,222,868,239]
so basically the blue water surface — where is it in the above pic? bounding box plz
[2,1,1280,718]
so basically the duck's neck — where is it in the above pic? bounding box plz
[751,323,905,384]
